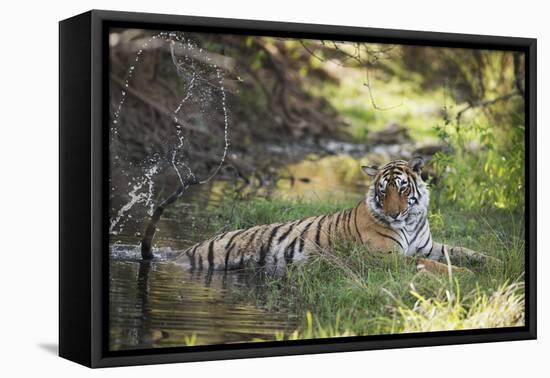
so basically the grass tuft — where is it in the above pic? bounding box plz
[397,281,525,332]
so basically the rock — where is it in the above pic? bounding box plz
[323,141,368,156]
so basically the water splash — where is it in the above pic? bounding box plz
[144,164,159,216]
[110,243,180,261]
[109,30,231,239]
[199,67,230,184]
[110,180,147,235]
[170,40,197,186]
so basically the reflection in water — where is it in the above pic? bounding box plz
[277,154,367,200]
[109,247,299,350]
[109,154,368,350]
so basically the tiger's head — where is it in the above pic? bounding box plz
[361,157,429,229]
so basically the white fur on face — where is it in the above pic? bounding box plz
[366,169,430,230]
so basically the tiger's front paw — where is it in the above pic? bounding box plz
[415,258,473,275]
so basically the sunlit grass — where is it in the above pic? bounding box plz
[307,62,449,143]
[212,196,358,231]
[252,280,524,342]
[397,281,524,332]
[183,333,198,346]
[257,311,354,342]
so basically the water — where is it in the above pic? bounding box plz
[109,246,299,350]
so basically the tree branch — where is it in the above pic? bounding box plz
[456,90,521,124]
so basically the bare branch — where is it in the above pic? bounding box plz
[456,91,522,124]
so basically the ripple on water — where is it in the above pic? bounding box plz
[109,246,298,350]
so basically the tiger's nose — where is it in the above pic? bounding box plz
[388,211,400,219]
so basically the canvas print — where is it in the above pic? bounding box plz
[108,28,526,351]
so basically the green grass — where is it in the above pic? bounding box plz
[206,195,525,340]
[306,64,447,143]
[210,196,359,233]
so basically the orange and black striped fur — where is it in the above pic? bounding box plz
[174,157,494,274]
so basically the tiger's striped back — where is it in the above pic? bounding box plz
[176,205,368,275]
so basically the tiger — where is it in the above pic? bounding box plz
[173,157,495,275]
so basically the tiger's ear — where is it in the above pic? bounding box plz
[409,156,424,174]
[361,165,379,177]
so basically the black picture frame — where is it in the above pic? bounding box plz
[59,9,537,368]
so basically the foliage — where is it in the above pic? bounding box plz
[183,333,197,347]
[265,280,524,342]
[305,42,526,212]
[397,281,524,332]
[430,109,525,210]
[267,311,353,341]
